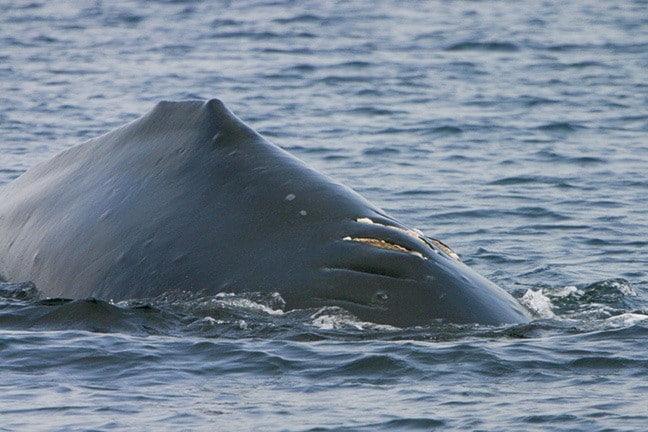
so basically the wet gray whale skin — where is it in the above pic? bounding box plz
[0,99,530,327]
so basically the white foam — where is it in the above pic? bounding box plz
[610,280,637,297]
[199,316,222,325]
[212,292,285,316]
[520,289,556,318]
[553,285,583,298]
[310,307,397,331]
[604,313,648,328]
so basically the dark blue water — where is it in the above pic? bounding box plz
[1,1,647,430]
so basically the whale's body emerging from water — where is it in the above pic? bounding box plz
[0,100,530,327]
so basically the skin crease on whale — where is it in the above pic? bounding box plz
[344,217,461,261]
[0,99,532,327]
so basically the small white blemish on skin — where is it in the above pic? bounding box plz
[285,193,296,201]
[300,210,307,216]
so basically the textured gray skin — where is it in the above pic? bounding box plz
[0,99,530,327]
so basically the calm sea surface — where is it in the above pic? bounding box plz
[1,1,647,430]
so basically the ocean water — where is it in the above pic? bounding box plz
[1,0,647,430]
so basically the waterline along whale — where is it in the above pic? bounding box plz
[0,99,530,327]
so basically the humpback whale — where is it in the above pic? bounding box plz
[0,99,530,327]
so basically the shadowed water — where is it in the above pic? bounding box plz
[1,0,647,430]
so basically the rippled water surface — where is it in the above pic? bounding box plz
[1,1,648,430]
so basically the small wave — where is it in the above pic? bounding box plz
[287,63,316,73]
[0,281,39,301]
[445,41,519,52]
[209,18,241,28]
[0,296,178,335]
[332,354,420,379]
[535,150,607,165]
[212,30,279,40]
[536,122,586,133]
[563,61,611,69]
[427,125,463,136]
[523,279,639,322]
[104,12,144,27]
[337,60,373,69]
[545,43,586,52]
[568,156,608,166]
[520,96,560,107]
[280,144,340,155]
[273,14,322,25]
[317,75,371,85]
[359,418,446,430]
[362,146,401,156]
[349,106,403,116]
[544,42,648,54]
[395,188,445,197]
[434,209,502,220]
[515,206,570,221]
[604,313,648,328]
[488,175,576,189]
[488,175,539,186]
[263,47,315,55]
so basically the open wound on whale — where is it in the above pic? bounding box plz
[343,217,461,261]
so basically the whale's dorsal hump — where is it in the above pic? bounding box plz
[130,98,258,148]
